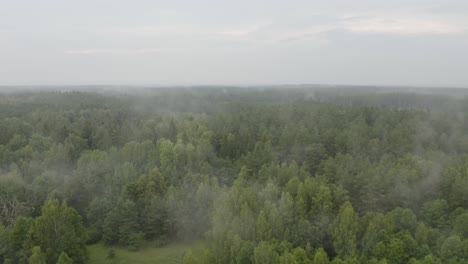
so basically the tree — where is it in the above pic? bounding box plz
[127,232,145,251]
[134,169,167,199]
[141,197,168,240]
[422,200,449,229]
[389,208,417,233]
[158,139,176,182]
[10,216,33,258]
[440,235,463,261]
[313,248,330,264]
[332,201,358,258]
[385,237,407,264]
[56,252,74,264]
[0,195,33,227]
[0,224,11,263]
[453,212,468,238]
[254,241,279,264]
[256,211,272,241]
[3,86,468,264]
[292,247,309,263]
[419,255,442,264]
[30,200,87,264]
[245,139,273,172]
[279,252,296,264]
[414,223,433,246]
[28,246,46,264]
[102,199,140,247]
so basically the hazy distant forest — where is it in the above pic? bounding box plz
[0,87,468,264]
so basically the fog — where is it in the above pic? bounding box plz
[1,1,468,263]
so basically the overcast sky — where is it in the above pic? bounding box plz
[1,0,468,87]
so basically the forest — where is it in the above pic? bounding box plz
[0,86,467,264]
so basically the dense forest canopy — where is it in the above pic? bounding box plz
[0,86,468,264]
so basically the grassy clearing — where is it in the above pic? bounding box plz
[87,241,205,264]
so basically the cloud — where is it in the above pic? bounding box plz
[344,17,465,35]
[341,12,468,35]
[270,11,468,44]
[62,10,468,51]
[65,48,161,55]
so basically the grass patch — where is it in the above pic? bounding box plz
[88,241,205,264]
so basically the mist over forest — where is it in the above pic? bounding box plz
[0,86,468,264]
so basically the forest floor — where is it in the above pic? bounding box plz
[88,240,205,264]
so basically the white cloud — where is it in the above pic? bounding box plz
[270,11,468,44]
[62,11,468,54]
[341,12,468,35]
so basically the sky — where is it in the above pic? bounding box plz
[1,0,468,87]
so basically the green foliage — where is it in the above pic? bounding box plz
[256,211,272,242]
[30,200,88,264]
[28,246,46,264]
[422,200,450,229]
[127,232,145,251]
[419,255,442,264]
[453,212,468,238]
[1,89,468,264]
[389,207,417,233]
[254,241,279,264]
[56,252,74,264]
[440,235,464,261]
[313,248,330,264]
[10,216,33,259]
[279,252,296,264]
[332,201,358,258]
[103,199,139,246]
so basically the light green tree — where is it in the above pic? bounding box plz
[256,211,272,241]
[31,200,87,264]
[332,201,358,258]
[313,248,330,264]
[254,241,279,264]
[56,252,74,264]
[28,246,46,264]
